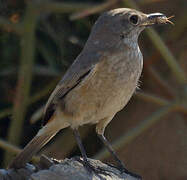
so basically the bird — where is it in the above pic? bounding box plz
[9,8,172,175]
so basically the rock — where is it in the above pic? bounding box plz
[0,156,141,180]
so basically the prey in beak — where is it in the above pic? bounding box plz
[141,13,174,26]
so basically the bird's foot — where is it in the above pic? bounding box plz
[105,163,141,179]
[74,157,110,176]
[117,165,142,179]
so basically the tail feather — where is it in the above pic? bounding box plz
[9,132,57,169]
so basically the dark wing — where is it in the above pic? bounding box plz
[43,51,102,125]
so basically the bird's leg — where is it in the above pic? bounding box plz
[97,134,126,170]
[73,129,88,163]
[73,129,109,176]
[97,134,141,179]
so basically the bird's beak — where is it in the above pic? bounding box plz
[141,13,174,26]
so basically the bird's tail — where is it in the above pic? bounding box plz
[8,130,58,169]
[8,111,69,169]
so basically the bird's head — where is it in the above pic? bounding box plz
[85,8,173,50]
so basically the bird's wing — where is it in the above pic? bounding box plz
[43,51,103,125]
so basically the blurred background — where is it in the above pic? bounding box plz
[0,0,186,179]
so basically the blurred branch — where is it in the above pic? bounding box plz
[38,2,100,13]
[30,106,44,124]
[169,12,187,40]
[135,92,187,113]
[94,102,176,160]
[30,79,60,124]
[4,2,38,166]
[0,108,12,119]
[36,39,59,69]
[146,67,176,98]
[135,92,169,106]
[0,138,21,155]
[0,66,60,77]
[0,17,22,34]
[70,0,121,20]
[33,65,60,76]
[30,78,60,104]
[0,138,39,165]
[139,0,167,4]
[136,92,187,113]
[123,0,139,9]
[144,55,176,98]
[0,79,58,121]
[146,28,186,84]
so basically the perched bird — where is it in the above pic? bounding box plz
[9,8,172,175]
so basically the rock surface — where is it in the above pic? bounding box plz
[0,156,141,180]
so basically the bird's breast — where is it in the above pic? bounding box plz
[64,48,143,127]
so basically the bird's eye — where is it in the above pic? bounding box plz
[129,15,139,25]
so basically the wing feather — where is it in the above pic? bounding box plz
[43,51,102,125]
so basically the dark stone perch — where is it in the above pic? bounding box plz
[0,156,141,180]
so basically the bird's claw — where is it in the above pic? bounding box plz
[117,165,142,179]
[74,157,110,176]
